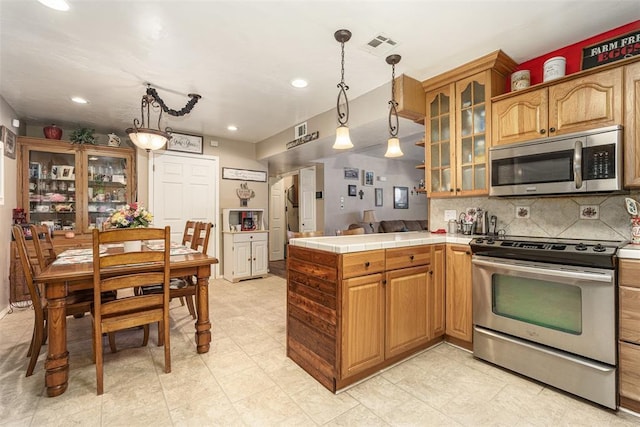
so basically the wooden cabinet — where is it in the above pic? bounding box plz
[618,259,640,412]
[492,67,623,146]
[430,244,446,338]
[287,243,445,392]
[445,244,473,348]
[424,50,516,197]
[624,60,640,188]
[17,137,136,235]
[342,273,385,377]
[223,231,269,282]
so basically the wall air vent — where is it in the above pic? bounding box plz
[294,122,307,139]
[361,33,400,57]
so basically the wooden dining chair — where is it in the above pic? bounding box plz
[29,224,57,274]
[182,220,199,249]
[11,225,94,377]
[91,227,172,395]
[287,230,324,239]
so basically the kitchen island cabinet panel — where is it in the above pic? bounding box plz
[341,250,385,279]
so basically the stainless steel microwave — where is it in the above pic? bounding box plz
[489,125,623,197]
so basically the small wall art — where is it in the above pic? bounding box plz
[344,167,359,180]
[375,188,383,207]
[363,170,374,186]
[348,184,357,197]
[1,126,16,159]
[394,186,408,209]
[167,132,203,154]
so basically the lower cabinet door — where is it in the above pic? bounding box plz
[341,273,385,378]
[233,240,252,279]
[385,265,430,358]
[251,239,269,276]
[620,341,640,402]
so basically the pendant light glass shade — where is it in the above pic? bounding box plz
[333,125,353,150]
[384,137,403,158]
[126,128,169,151]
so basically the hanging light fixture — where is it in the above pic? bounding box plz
[126,85,201,152]
[332,29,353,150]
[384,54,403,158]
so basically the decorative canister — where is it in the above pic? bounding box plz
[43,124,63,140]
[511,70,530,91]
[543,56,566,82]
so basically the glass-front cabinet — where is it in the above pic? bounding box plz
[423,50,516,198]
[18,137,136,235]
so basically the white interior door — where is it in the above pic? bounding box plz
[269,177,285,261]
[299,166,316,232]
[149,151,219,275]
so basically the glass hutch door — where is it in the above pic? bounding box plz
[84,148,133,232]
[426,84,455,197]
[27,147,79,233]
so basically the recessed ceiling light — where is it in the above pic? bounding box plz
[71,97,88,104]
[227,125,238,131]
[37,0,70,11]
[291,79,308,88]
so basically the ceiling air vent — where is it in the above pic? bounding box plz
[361,33,400,57]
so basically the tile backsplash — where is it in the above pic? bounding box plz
[430,191,640,241]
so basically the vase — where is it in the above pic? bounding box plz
[632,224,640,245]
[123,240,142,252]
[43,124,63,140]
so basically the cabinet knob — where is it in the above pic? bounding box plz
[364,261,371,267]
[382,279,387,285]
[450,189,454,192]
[429,270,433,276]
[409,255,414,261]
[540,129,546,134]
[549,127,556,133]
[465,251,471,255]
[456,188,461,192]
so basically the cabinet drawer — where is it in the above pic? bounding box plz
[341,250,385,279]
[620,260,640,288]
[385,246,431,270]
[233,232,268,243]
[620,341,640,402]
[620,285,640,343]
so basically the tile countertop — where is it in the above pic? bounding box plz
[288,231,474,254]
[618,243,640,260]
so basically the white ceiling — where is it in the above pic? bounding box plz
[0,0,637,162]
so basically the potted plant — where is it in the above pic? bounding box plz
[69,127,97,145]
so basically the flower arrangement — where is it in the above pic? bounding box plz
[106,202,153,229]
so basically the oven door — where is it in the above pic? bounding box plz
[472,255,616,365]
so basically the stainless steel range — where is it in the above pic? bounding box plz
[470,235,624,409]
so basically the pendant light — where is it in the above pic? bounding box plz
[384,54,403,158]
[332,29,353,150]
[126,85,201,152]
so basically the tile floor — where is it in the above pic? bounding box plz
[1,274,639,426]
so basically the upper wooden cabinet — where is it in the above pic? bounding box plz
[492,67,623,146]
[424,50,517,197]
[395,74,426,123]
[17,137,136,236]
[625,60,640,188]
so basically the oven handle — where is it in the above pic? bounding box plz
[574,139,583,189]
[472,257,613,283]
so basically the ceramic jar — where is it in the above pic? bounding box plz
[511,70,530,91]
[631,217,640,244]
[43,124,63,140]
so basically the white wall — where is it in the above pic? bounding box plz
[0,96,19,317]
[318,152,427,235]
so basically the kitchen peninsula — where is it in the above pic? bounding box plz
[286,232,472,392]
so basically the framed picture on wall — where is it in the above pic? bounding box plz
[1,126,16,159]
[363,170,374,186]
[375,188,383,207]
[394,186,408,209]
[348,184,357,197]
[344,167,359,180]
[167,132,203,154]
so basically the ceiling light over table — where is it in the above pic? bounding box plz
[71,96,88,104]
[290,79,308,88]
[332,29,353,150]
[126,85,201,152]
[384,54,403,158]
[37,0,70,11]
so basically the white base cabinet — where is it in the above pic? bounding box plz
[223,231,269,282]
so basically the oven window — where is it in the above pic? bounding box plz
[492,150,573,186]
[492,274,582,335]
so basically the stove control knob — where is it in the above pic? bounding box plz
[475,238,484,244]
[575,243,588,251]
[593,244,606,253]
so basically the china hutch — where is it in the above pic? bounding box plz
[10,137,136,303]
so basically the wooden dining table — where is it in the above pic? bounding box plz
[35,243,218,397]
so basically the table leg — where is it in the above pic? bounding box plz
[44,281,69,397]
[195,266,211,353]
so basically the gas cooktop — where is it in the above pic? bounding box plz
[470,235,626,268]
